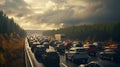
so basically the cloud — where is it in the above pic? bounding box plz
[83,0,120,23]
[0,0,120,30]
[0,0,32,17]
[40,0,120,26]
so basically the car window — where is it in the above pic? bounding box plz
[76,49,86,52]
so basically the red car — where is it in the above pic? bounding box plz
[86,45,97,56]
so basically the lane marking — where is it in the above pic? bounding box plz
[61,63,68,67]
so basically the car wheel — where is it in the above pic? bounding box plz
[65,54,68,60]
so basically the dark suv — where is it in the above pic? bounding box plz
[42,51,60,67]
[34,45,46,61]
[99,49,120,61]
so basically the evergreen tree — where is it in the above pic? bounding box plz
[43,22,120,42]
[0,11,26,37]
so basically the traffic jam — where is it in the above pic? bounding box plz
[26,33,120,67]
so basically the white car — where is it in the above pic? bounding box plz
[65,47,89,63]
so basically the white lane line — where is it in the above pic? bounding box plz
[61,63,68,67]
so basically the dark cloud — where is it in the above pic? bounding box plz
[0,0,32,17]
[84,0,120,23]
[51,0,120,26]
[38,8,74,24]
[28,0,120,27]
[0,0,120,29]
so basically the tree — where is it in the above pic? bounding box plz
[43,22,120,42]
[0,11,26,37]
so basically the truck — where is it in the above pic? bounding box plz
[55,34,66,41]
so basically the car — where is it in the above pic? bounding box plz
[65,47,89,64]
[79,60,120,67]
[86,45,97,56]
[49,40,56,47]
[34,45,46,62]
[64,42,73,50]
[43,42,49,48]
[56,44,65,55]
[42,51,60,67]
[73,42,83,47]
[99,49,120,62]
[34,45,46,55]
[96,43,104,52]
[31,41,40,52]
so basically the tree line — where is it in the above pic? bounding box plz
[0,11,25,66]
[0,11,26,37]
[43,22,120,42]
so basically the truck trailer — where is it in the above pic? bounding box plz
[55,34,66,41]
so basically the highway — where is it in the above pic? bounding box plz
[25,38,78,67]
[25,38,120,67]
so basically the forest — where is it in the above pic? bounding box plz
[43,22,120,42]
[0,11,26,67]
[0,11,26,37]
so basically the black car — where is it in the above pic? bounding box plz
[34,45,46,55]
[43,42,49,49]
[99,49,120,62]
[31,41,40,52]
[57,44,65,55]
[42,51,60,67]
[79,60,120,67]
[86,45,97,56]
[34,45,46,62]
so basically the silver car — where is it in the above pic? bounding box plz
[65,47,89,63]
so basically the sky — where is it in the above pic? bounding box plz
[0,0,120,30]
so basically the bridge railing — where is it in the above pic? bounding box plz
[25,38,34,67]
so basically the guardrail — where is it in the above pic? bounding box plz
[25,38,34,67]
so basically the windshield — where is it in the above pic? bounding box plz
[76,49,86,52]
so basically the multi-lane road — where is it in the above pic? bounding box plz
[25,38,78,67]
[25,38,120,67]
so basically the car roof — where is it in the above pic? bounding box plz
[36,45,45,47]
[46,48,56,52]
[43,42,49,44]
[33,41,40,44]
[70,47,84,50]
